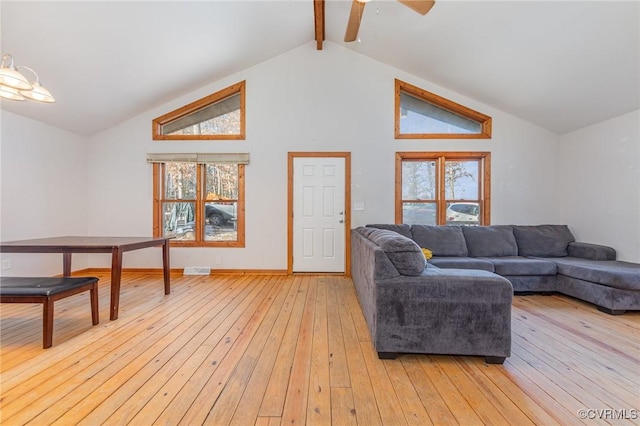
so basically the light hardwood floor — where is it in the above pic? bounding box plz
[0,272,638,425]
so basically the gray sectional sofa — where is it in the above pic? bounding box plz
[366,223,640,314]
[351,226,513,363]
[351,224,640,362]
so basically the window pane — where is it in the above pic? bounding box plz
[162,202,196,241]
[204,164,239,242]
[205,164,238,200]
[396,152,489,226]
[444,160,479,200]
[399,92,482,135]
[153,81,245,140]
[446,202,480,226]
[402,161,436,200]
[153,161,245,247]
[163,93,241,136]
[164,162,197,199]
[402,202,437,225]
[204,202,237,242]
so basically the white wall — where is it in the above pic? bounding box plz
[6,42,635,273]
[559,110,640,262]
[0,110,89,275]
[84,41,561,270]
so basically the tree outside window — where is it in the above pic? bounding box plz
[396,152,490,226]
[151,158,246,247]
[152,81,245,140]
[395,79,492,139]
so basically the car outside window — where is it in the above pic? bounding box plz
[149,155,247,247]
[396,152,490,226]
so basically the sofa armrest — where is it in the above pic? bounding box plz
[568,242,616,261]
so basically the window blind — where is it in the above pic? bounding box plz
[146,153,249,164]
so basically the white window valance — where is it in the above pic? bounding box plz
[146,153,250,164]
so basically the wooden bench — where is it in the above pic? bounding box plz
[0,276,99,348]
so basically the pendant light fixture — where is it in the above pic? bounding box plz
[0,54,55,103]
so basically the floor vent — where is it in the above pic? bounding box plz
[183,266,211,276]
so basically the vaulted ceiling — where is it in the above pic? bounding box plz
[1,1,638,136]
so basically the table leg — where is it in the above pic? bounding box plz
[90,283,100,325]
[162,239,171,295]
[43,297,54,349]
[110,248,123,320]
[63,253,72,276]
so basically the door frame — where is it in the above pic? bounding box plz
[288,152,351,276]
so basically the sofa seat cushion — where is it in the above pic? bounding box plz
[358,227,426,276]
[481,256,557,276]
[410,225,468,257]
[381,267,512,302]
[428,257,494,272]
[513,225,575,257]
[548,257,640,291]
[462,226,518,257]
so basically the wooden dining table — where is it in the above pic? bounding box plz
[0,236,171,320]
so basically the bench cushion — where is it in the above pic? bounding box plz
[548,258,640,291]
[0,277,99,297]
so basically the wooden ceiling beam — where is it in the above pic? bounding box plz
[314,0,325,50]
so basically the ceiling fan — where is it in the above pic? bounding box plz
[344,0,436,42]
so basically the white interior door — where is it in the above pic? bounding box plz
[293,157,346,272]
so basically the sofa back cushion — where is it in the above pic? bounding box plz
[358,227,426,276]
[462,225,518,257]
[410,225,468,257]
[513,225,575,257]
[365,223,412,239]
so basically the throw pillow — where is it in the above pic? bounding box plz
[422,248,433,260]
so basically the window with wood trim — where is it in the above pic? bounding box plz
[395,79,492,139]
[149,153,247,247]
[152,81,245,140]
[396,152,491,226]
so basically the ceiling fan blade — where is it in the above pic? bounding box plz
[344,0,366,42]
[397,0,435,15]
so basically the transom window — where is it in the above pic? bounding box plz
[396,152,491,226]
[152,81,245,140]
[395,79,492,139]
[148,153,248,247]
